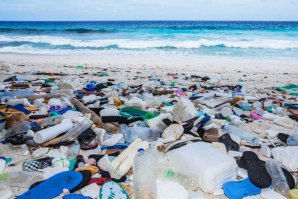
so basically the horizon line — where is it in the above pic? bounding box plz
[0,20,298,22]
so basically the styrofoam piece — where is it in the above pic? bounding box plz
[173,99,197,123]
[166,142,238,193]
[7,98,31,106]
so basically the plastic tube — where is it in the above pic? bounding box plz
[33,119,73,144]
[62,118,93,141]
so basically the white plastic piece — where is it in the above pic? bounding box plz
[48,98,62,107]
[162,123,184,142]
[124,97,145,108]
[100,108,119,117]
[33,119,73,144]
[7,98,31,106]
[42,167,69,180]
[173,99,197,123]
[273,116,294,129]
[271,146,298,172]
[32,147,49,159]
[261,188,287,199]
[147,113,173,132]
[102,134,123,146]
[82,95,97,104]
[166,142,238,193]
[261,143,271,158]
[157,180,189,199]
[0,158,6,173]
[81,183,100,198]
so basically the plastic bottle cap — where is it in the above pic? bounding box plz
[137,148,145,153]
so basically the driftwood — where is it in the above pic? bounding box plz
[70,98,118,132]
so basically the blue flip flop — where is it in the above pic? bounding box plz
[63,194,92,199]
[16,171,83,199]
[223,178,261,199]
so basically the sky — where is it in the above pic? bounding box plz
[0,0,297,21]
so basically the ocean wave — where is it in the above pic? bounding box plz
[0,35,298,50]
[0,27,114,34]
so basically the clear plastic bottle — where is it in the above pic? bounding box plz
[2,121,31,139]
[160,168,199,191]
[36,115,63,127]
[265,159,290,197]
[62,118,93,141]
[133,148,157,199]
[287,129,298,146]
[223,124,259,145]
[67,141,80,159]
[120,124,160,144]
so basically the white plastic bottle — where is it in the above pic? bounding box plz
[133,148,157,199]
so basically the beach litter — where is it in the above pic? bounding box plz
[0,68,297,199]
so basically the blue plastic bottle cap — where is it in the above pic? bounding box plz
[137,148,145,153]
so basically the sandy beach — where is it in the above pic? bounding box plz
[1,52,298,89]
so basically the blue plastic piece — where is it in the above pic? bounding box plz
[63,194,92,199]
[101,143,129,150]
[223,178,261,199]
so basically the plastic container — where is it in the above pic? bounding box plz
[133,148,157,199]
[223,124,260,145]
[33,119,74,144]
[62,118,93,141]
[166,142,238,193]
[120,124,160,144]
[265,159,290,197]
[67,141,80,159]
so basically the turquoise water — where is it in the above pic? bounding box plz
[0,21,298,61]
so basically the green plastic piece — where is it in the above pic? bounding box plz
[49,111,59,116]
[266,107,274,112]
[5,157,12,164]
[77,64,84,69]
[68,158,77,170]
[45,79,55,84]
[274,84,298,96]
[99,73,108,77]
[162,102,173,106]
[119,106,158,120]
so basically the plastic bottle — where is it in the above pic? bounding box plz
[265,159,290,197]
[160,168,199,191]
[133,148,157,199]
[287,130,298,146]
[67,141,80,159]
[222,124,259,145]
[62,118,93,141]
[2,121,31,139]
[120,124,160,144]
[36,115,63,127]
[0,157,5,173]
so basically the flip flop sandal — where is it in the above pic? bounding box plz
[237,151,272,188]
[17,171,82,199]
[223,178,261,199]
[219,133,239,152]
